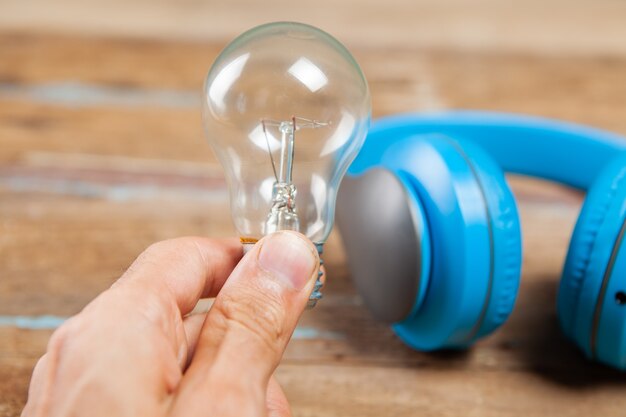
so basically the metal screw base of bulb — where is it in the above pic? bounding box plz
[306,243,324,309]
[243,241,324,308]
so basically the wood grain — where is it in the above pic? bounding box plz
[1,5,626,415]
[1,0,626,56]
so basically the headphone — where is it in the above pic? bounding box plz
[335,110,626,370]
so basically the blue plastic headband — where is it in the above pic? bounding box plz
[351,111,626,190]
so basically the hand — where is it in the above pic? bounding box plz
[22,231,321,417]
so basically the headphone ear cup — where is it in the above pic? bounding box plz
[388,135,522,349]
[559,153,626,369]
[455,139,523,342]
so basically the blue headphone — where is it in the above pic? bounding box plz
[335,110,626,370]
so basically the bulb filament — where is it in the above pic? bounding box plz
[261,116,329,234]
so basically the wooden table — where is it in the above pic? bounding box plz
[1,1,625,416]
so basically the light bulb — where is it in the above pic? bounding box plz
[203,22,370,305]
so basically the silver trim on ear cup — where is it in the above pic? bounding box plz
[445,139,496,342]
[591,216,626,358]
[336,168,422,323]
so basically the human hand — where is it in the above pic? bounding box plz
[22,231,321,417]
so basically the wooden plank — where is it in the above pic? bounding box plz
[0,34,215,90]
[1,1,626,56]
[0,103,212,163]
[275,363,626,417]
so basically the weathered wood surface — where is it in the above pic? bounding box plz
[2,0,626,56]
[1,5,626,415]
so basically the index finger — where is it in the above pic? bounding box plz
[114,236,243,316]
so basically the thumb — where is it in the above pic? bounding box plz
[172,231,319,417]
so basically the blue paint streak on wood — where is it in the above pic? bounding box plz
[292,327,344,340]
[0,82,200,108]
[0,314,344,339]
[1,176,227,202]
[0,315,66,330]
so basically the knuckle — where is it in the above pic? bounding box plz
[46,316,83,359]
[121,238,194,283]
[47,322,71,355]
[140,239,174,262]
[137,238,186,264]
[215,284,287,349]
[136,237,214,273]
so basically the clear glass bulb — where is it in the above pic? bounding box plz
[203,22,370,248]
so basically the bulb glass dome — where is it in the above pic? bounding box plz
[203,22,370,244]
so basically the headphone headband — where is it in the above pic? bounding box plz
[352,111,626,190]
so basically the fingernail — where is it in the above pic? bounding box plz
[258,232,318,290]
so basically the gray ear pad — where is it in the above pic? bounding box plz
[336,168,423,323]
